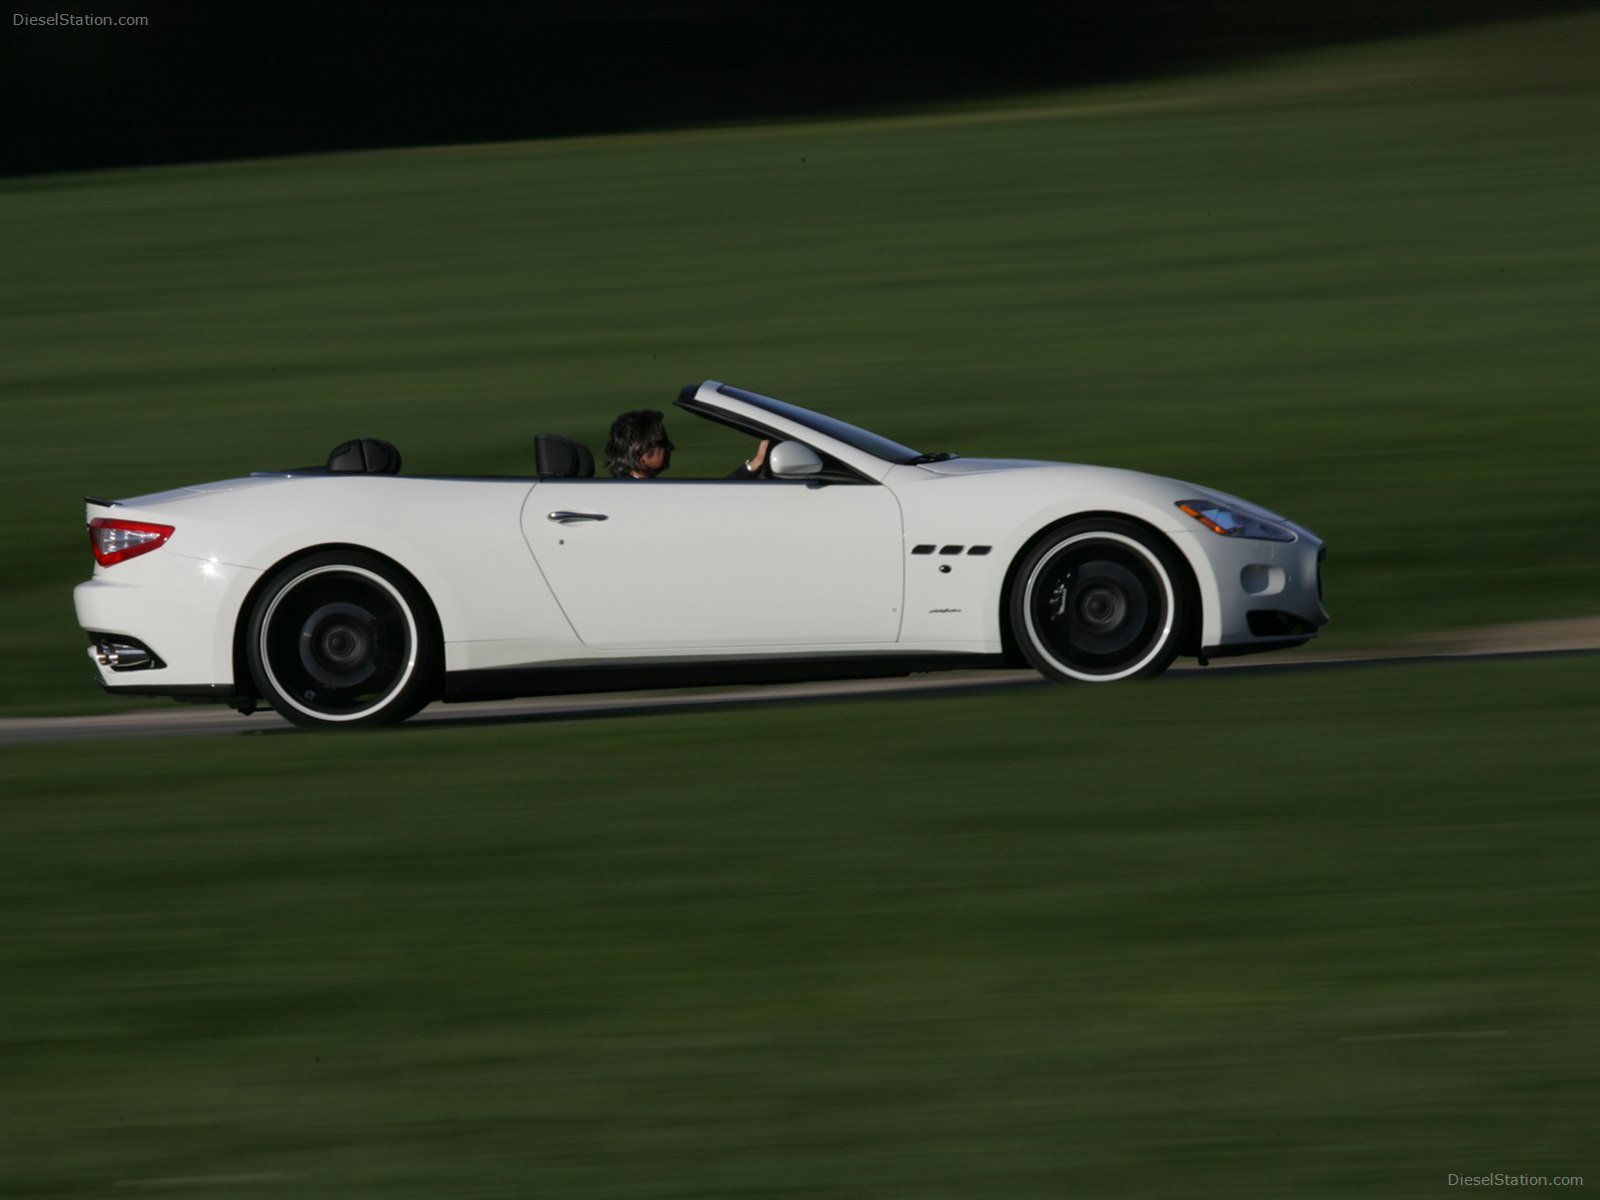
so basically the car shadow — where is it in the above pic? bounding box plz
[376,645,1599,736]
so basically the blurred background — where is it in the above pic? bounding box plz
[5,0,1586,177]
[3,3,1598,1197]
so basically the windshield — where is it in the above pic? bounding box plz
[715,385,925,464]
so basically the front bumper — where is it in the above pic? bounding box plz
[1177,525,1328,658]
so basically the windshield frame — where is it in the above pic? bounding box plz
[708,384,925,464]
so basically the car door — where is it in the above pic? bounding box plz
[521,478,904,650]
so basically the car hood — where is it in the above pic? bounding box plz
[916,457,1290,521]
[915,456,1058,475]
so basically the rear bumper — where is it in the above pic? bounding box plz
[91,675,242,703]
[74,550,261,693]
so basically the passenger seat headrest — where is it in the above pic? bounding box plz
[327,438,403,474]
[534,434,595,478]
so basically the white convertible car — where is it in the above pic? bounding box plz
[74,381,1327,728]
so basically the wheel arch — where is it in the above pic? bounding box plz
[997,511,1203,665]
[230,542,445,698]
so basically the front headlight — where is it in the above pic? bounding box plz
[1176,499,1296,542]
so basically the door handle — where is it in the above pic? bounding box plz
[547,511,609,524]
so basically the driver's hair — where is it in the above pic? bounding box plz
[605,409,666,478]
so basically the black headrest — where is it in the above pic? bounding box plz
[535,434,595,478]
[327,438,402,474]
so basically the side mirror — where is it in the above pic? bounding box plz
[768,441,824,479]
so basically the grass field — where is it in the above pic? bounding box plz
[3,655,1597,1197]
[3,12,1600,714]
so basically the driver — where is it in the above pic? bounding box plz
[605,409,772,480]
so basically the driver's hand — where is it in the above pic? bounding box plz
[749,439,773,472]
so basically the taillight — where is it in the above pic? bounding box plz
[88,517,174,567]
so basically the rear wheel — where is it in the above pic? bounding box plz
[1009,521,1187,683]
[246,551,437,729]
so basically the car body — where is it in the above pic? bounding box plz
[74,380,1328,728]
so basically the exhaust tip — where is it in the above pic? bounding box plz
[88,634,166,672]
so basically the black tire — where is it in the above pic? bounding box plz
[1009,520,1188,683]
[246,551,438,729]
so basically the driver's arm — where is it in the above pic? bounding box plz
[726,439,773,480]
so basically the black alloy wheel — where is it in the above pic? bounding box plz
[1010,520,1188,682]
[246,551,437,728]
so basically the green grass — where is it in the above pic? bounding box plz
[3,11,1599,715]
[3,655,1597,1196]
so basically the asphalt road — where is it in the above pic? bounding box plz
[6,617,1597,743]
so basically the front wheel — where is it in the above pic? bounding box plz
[246,551,438,729]
[1009,521,1188,683]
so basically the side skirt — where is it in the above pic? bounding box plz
[443,653,1010,703]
